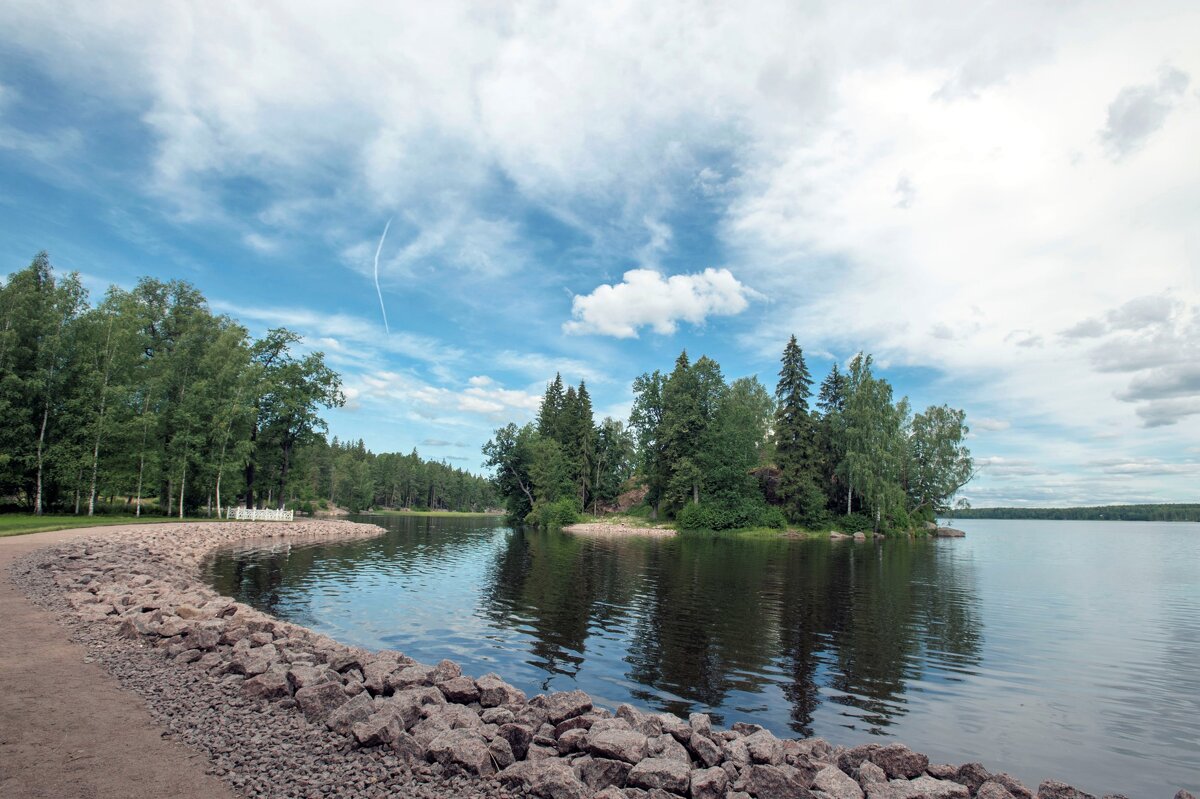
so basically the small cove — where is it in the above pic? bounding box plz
[203,516,1200,797]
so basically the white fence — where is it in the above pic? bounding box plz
[228,507,294,522]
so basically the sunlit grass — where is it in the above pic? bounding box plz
[0,514,210,537]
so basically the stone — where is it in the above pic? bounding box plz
[426,728,496,776]
[421,702,482,730]
[486,734,514,768]
[362,657,400,694]
[1038,781,1097,799]
[744,729,786,765]
[723,738,752,768]
[557,727,589,754]
[686,731,723,767]
[885,776,970,799]
[814,765,865,799]
[869,744,928,780]
[325,648,367,673]
[326,691,375,736]
[438,675,480,704]
[430,658,461,683]
[579,756,632,791]
[1177,793,1198,799]
[240,670,292,700]
[647,733,690,763]
[546,690,593,724]
[745,764,814,799]
[990,773,1034,799]
[927,764,957,779]
[499,759,589,799]
[497,722,534,760]
[953,762,992,792]
[185,625,221,651]
[229,643,277,676]
[294,680,350,724]
[977,780,1018,799]
[627,757,691,794]
[856,761,888,788]
[590,717,633,734]
[731,721,765,736]
[477,673,527,707]
[387,664,434,690]
[286,664,332,691]
[689,766,729,799]
[587,728,649,765]
[688,712,713,738]
[554,714,598,739]
[482,707,516,725]
[390,731,425,762]
[353,711,404,747]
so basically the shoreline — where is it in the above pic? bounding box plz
[563,521,677,537]
[8,520,1188,799]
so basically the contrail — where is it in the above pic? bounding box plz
[373,218,392,335]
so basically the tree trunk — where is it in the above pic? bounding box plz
[278,440,292,509]
[178,463,186,519]
[134,394,150,517]
[244,416,259,508]
[846,481,852,516]
[692,481,699,505]
[34,400,49,516]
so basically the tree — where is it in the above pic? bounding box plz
[773,336,826,526]
[629,370,668,518]
[907,405,974,519]
[843,353,909,530]
[483,423,538,521]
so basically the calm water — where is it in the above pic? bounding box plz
[203,517,1200,797]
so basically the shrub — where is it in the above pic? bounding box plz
[527,497,580,528]
[676,499,786,531]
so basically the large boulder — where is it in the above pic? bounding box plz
[498,722,535,761]
[884,776,970,799]
[498,759,589,799]
[295,680,350,724]
[627,757,691,794]
[686,730,723,767]
[977,781,1018,799]
[815,765,865,799]
[326,690,375,736]
[352,711,404,747]
[229,643,278,676]
[869,743,928,779]
[586,728,649,765]
[477,673,527,707]
[240,670,292,700]
[426,728,496,776]
[689,766,729,799]
[1038,782,1097,799]
[578,757,632,791]
[647,733,690,763]
[745,764,814,799]
[545,690,593,724]
[744,729,786,765]
[438,675,481,704]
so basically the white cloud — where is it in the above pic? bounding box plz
[353,370,540,423]
[563,268,753,338]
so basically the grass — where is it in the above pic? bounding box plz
[366,509,503,517]
[0,514,211,538]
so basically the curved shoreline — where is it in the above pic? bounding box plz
[8,520,1189,799]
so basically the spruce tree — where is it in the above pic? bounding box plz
[774,336,825,526]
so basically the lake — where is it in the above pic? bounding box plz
[203,516,1199,797]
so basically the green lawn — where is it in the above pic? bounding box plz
[0,514,210,537]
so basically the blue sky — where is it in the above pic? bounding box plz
[1,1,1198,505]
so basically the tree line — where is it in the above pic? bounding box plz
[952,504,1200,522]
[0,252,493,516]
[486,336,974,533]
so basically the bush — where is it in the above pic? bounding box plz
[527,497,580,528]
[676,499,786,531]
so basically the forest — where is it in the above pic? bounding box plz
[0,253,495,517]
[485,337,976,533]
[952,504,1200,522]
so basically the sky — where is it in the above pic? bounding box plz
[0,1,1197,507]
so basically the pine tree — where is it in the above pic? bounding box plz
[774,336,825,526]
[537,373,565,442]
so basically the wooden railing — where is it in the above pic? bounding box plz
[228,507,294,522]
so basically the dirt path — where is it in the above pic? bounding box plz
[0,525,236,799]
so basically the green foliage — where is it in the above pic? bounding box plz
[526,496,580,528]
[677,499,786,531]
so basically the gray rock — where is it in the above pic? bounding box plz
[723,737,752,767]
[352,711,403,746]
[839,744,882,775]
[885,776,970,799]
[489,735,516,769]
[688,712,713,738]
[426,728,496,776]
[1176,793,1198,799]
[430,658,461,683]
[477,673,527,707]
[499,722,535,760]
[814,765,865,799]
[856,761,888,788]
[589,717,633,734]
[689,766,729,799]
[579,756,632,791]
[438,675,481,704]
[977,780,1018,799]
[554,713,598,739]
[481,707,516,726]
[387,664,435,690]
[546,689,593,724]
[731,721,765,736]
[325,648,367,673]
[587,728,649,765]
[229,642,278,676]
[557,727,589,754]
[990,773,1034,799]
[390,730,425,762]
[869,744,928,779]
[362,656,400,694]
[240,670,292,700]
[326,691,375,736]
[294,680,350,724]
[744,729,786,765]
[745,764,814,799]
[954,762,992,792]
[421,701,482,730]
[927,764,958,779]
[627,757,691,794]
[498,759,589,799]
[685,729,723,767]
[1038,781,1097,799]
[647,733,690,763]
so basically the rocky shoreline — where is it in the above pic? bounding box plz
[9,520,1192,799]
[563,522,676,538]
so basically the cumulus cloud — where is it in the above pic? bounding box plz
[354,371,540,422]
[1100,66,1190,159]
[563,268,753,338]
